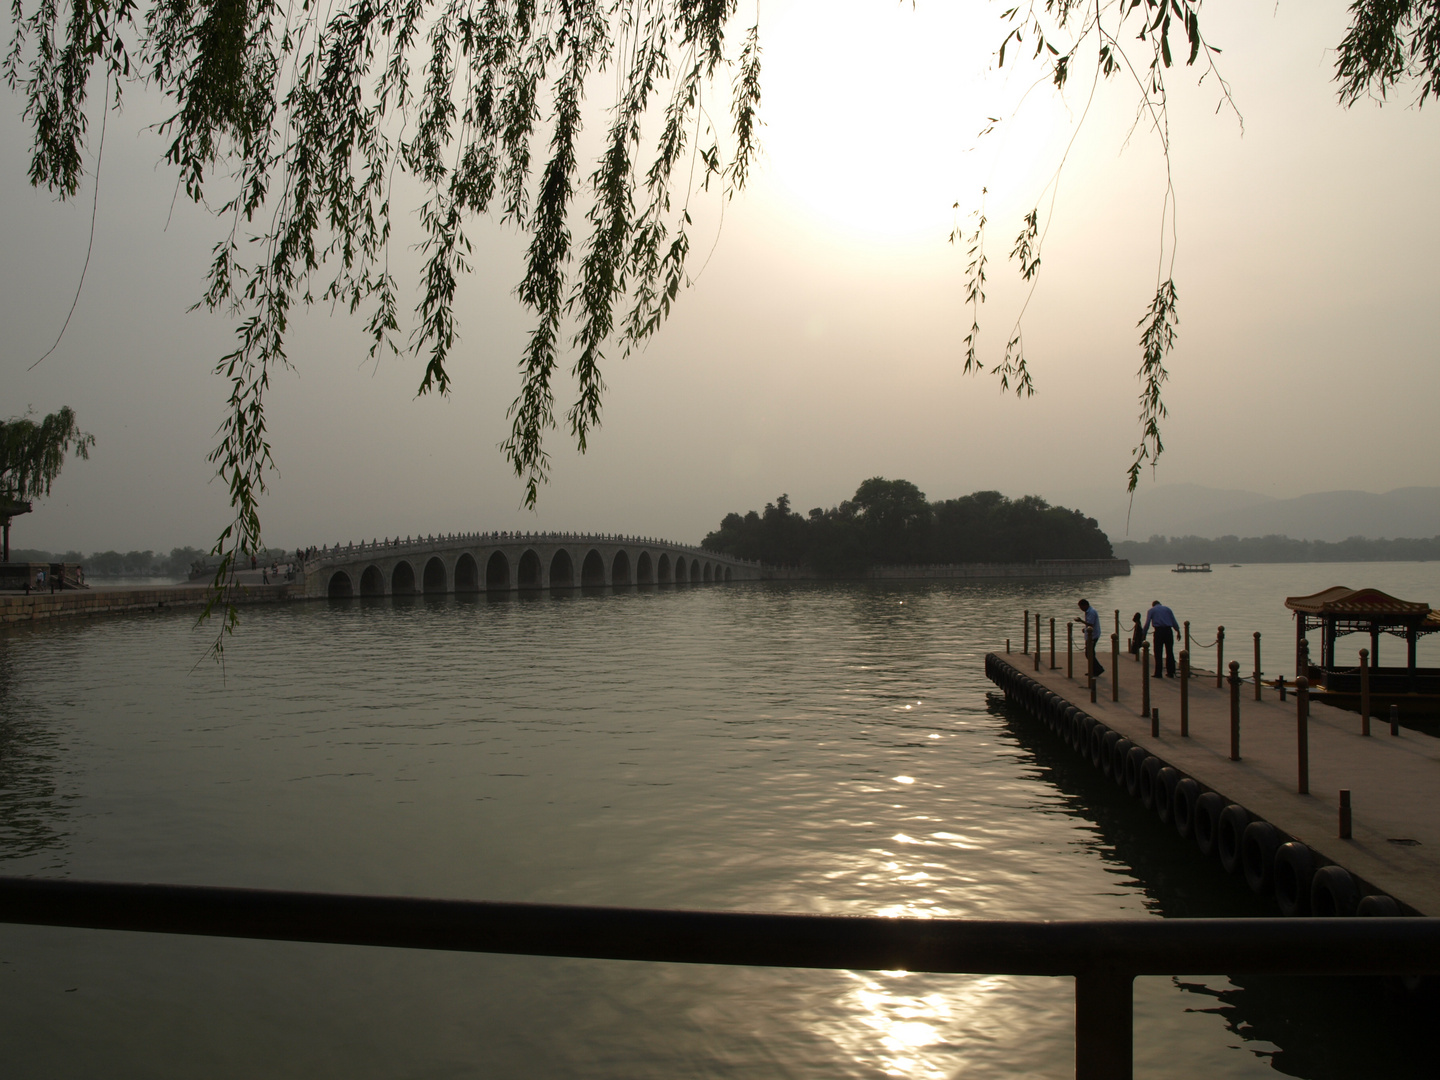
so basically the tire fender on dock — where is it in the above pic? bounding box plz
[1123,746,1149,798]
[1111,739,1134,788]
[1193,791,1226,857]
[1311,865,1360,917]
[1241,821,1282,895]
[1089,724,1108,769]
[1173,778,1202,840]
[1275,841,1316,916]
[1155,767,1180,824]
[1100,731,1121,778]
[1216,804,1250,875]
[1138,755,1163,811]
[1357,894,1402,917]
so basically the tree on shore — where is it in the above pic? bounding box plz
[703,479,1112,572]
[3,0,1433,620]
[0,407,94,560]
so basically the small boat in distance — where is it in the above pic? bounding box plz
[1172,562,1212,573]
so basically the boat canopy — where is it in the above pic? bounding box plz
[1285,586,1437,673]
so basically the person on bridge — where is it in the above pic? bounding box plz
[1143,600,1180,678]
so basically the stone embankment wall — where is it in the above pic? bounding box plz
[762,559,1131,581]
[0,584,290,625]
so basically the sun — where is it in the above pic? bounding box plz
[756,0,1063,243]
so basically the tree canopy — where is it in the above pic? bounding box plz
[702,479,1113,574]
[5,0,1435,588]
[0,406,94,508]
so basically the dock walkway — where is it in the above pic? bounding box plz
[993,644,1440,915]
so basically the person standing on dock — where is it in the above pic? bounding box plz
[1143,600,1180,678]
[1076,599,1104,678]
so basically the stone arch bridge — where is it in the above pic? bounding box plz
[302,532,761,598]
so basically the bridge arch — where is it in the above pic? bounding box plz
[486,551,511,591]
[360,565,385,596]
[581,549,606,587]
[328,570,353,597]
[657,553,671,583]
[518,549,543,589]
[690,560,702,584]
[724,566,732,582]
[423,557,447,594]
[674,556,686,583]
[636,551,653,584]
[550,549,574,588]
[392,561,416,595]
[703,562,712,583]
[454,553,479,592]
[611,550,631,586]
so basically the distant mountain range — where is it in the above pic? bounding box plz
[1047,483,1440,543]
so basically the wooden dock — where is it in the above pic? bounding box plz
[991,642,1440,916]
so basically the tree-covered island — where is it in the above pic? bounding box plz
[702,479,1112,575]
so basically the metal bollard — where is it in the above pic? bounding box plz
[1111,633,1120,702]
[1141,642,1150,717]
[1216,626,1226,689]
[1050,618,1056,669]
[1340,789,1352,839]
[1229,660,1241,761]
[1151,707,1159,737]
[1359,649,1371,736]
[1391,704,1400,737]
[1067,622,1074,680]
[1088,640,1097,704]
[1277,675,1286,703]
[1297,677,1310,794]
[1253,632,1262,701]
[1179,649,1190,737]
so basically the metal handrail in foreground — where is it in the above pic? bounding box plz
[3,877,1438,1080]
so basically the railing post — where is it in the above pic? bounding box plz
[1391,703,1400,737]
[1089,638,1097,704]
[1179,650,1190,737]
[1111,633,1120,701]
[1183,620,1191,654]
[1298,638,1310,682]
[1050,618,1057,669]
[1359,649,1371,736]
[1068,622,1074,680]
[1297,676,1310,794]
[1075,969,1133,1080]
[1253,632,1262,701]
[1006,638,1011,654]
[1229,661,1241,761]
[1340,789,1352,840]
[1035,616,1042,672]
[1024,610,1030,655]
[1216,626,1225,689]
[1141,642,1150,717]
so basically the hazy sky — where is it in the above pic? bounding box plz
[2,0,1436,553]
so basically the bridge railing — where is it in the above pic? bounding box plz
[297,532,758,570]
[3,875,1437,1080]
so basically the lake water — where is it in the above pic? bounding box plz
[2,563,1438,1078]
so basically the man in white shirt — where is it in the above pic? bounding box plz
[1142,600,1181,678]
[1076,598,1104,679]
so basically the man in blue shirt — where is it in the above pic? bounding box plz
[1143,600,1181,678]
[1076,599,1104,679]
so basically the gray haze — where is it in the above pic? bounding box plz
[2,1,1436,553]
[1064,484,1440,543]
